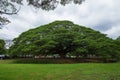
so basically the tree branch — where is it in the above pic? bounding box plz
[0,6,21,15]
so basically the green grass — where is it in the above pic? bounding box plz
[0,60,120,80]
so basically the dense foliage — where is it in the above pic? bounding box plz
[9,21,120,60]
[0,39,5,54]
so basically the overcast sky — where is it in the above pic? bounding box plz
[0,0,120,40]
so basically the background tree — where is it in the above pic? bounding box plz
[0,0,85,27]
[0,39,5,54]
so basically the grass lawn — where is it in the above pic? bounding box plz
[0,60,120,80]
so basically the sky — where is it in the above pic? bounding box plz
[0,0,120,40]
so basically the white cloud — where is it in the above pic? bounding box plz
[0,0,120,40]
[104,24,120,39]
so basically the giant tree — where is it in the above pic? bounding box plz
[9,20,119,59]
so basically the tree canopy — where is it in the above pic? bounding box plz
[0,0,85,27]
[9,21,120,60]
